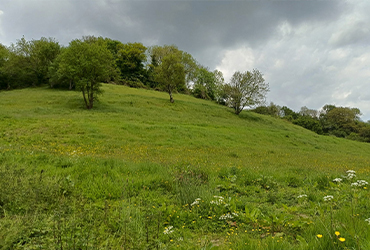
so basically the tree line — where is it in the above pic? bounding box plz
[252,103,370,143]
[0,36,268,111]
[1,36,368,143]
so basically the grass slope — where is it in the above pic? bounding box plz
[0,84,370,249]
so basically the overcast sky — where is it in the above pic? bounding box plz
[1,0,369,120]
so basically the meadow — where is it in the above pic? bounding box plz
[0,84,370,249]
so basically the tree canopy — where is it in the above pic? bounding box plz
[224,69,269,115]
[55,37,117,109]
[149,45,196,102]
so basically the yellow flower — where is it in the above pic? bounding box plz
[335,231,340,236]
[339,237,345,242]
[317,234,323,238]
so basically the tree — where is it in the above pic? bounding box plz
[149,45,195,102]
[323,106,361,136]
[299,106,319,118]
[252,102,281,117]
[0,44,9,90]
[2,37,61,89]
[148,45,197,94]
[55,37,116,109]
[280,106,300,121]
[224,69,269,115]
[153,53,185,103]
[116,42,148,86]
[192,66,218,100]
[293,115,323,134]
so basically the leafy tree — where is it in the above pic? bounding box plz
[0,44,9,90]
[153,53,185,103]
[55,37,117,109]
[358,123,370,142]
[299,106,319,118]
[322,106,361,136]
[293,115,323,134]
[148,45,197,102]
[224,69,269,115]
[30,37,61,85]
[192,66,218,100]
[181,51,198,90]
[3,37,60,89]
[116,42,148,87]
[280,106,300,121]
[252,102,281,117]
[149,45,197,93]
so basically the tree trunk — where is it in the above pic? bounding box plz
[82,88,89,109]
[168,87,174,103]
[89,90,94,109]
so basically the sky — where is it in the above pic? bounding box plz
[1,0,370,120]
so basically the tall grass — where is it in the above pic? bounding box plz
[1,85,370,249]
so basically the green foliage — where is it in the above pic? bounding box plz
[0,43,9,89]
[54,37,117,109]
[252,102,282,117]
[1,37,61,90]
[192,67,224,101]
[293,115,323,134]
[149,45,197,99]
[116,42,148,85]
[153,49,185,103]
[224,69,269,115]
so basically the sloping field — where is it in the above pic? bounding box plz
[1,85,369,249]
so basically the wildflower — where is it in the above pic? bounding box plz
[365,218,370,225]
[339,237,345,242]
[191,198,201,206]
[163,226,174,235]
[316,234,323,238]
[323,195,334,201]
[335,231,340,236]
[346,171,356,179]
[210,196,224,205]
[351,180,368,187]
[219,213,234,220]
[333,178,342,183]
[297,194,307,199]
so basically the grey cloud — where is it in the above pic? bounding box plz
[329,21,370,47]
[0,0,369,119]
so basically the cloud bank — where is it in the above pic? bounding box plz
[1,0,369,120]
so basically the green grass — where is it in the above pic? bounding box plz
[1,84,370,249]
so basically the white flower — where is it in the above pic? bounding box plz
[346,170,356,179]
[347,173,356,179]
[219,213,234,220]
[365,218,370,225]
[323,195,334,201]
[333,178,342,183]
[297,194,308,199]
[210,196,224,205]
[232,212,239,217]
[351,180,368,187]
[191,198,201,206]
[163,226,174,234]
[213,196,224,200]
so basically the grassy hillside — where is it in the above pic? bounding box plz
[1,85,370,249]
